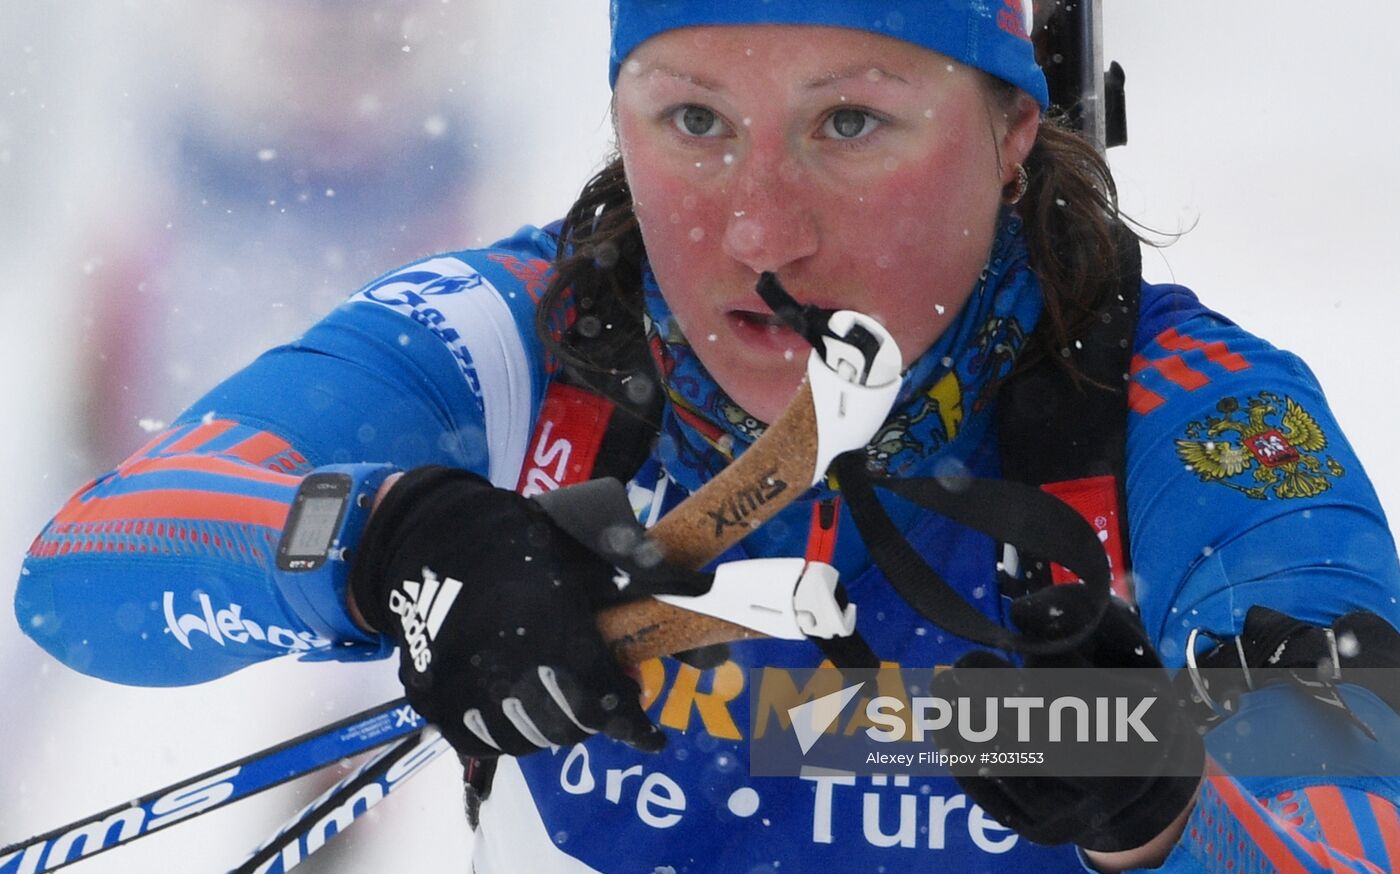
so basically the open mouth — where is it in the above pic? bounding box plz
[730,310,793,333]
[726,309,807,358]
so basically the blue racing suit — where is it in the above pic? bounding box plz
[16,225,1400,872]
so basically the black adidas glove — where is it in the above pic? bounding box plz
[932,585,1204,853]
[349,466,665,757]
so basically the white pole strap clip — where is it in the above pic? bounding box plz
[806,310,903,487]
[656,557,856,640]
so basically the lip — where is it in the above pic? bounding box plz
[725,309,809,359]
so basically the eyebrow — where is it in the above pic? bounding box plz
[637,62,728,94]
[803,65,911,89]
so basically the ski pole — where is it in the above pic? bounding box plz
[1,377,825,873]
[221,378,844,868]
[229,730,449,874]
[7,295,903,871]
[0,697,424,873]
[0,379,829,873]
[222,292,905,870]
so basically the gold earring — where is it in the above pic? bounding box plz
[1003,164,1030,206]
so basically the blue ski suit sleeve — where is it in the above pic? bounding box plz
[14,229,558,686]
[1126,284,1400,660]
[1145,685,1400,873]
[1123,284,1400,873]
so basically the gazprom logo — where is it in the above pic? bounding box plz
[357,257,485,307]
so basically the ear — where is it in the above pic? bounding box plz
[999,92,1041,183]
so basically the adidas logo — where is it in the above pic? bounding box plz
[388,567,463,673]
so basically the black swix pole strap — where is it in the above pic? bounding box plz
[754,271,1111,657]
[531,477,712,599]
[757,271,881,384]
[832,452,1111,656]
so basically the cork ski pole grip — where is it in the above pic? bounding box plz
[596,381,821,665]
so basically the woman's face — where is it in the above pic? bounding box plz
[614,25,1039,423]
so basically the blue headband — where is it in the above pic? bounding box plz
[609,0,1049,110]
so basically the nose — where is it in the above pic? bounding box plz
[720,150,819,275]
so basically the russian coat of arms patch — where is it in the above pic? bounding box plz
[1174,391,1345,500]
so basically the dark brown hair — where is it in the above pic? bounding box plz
[536,94,1128,390]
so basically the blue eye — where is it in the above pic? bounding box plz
[821,108,882,140]
[671,105,728,137]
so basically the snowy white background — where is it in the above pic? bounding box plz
[1,3,1397,872]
